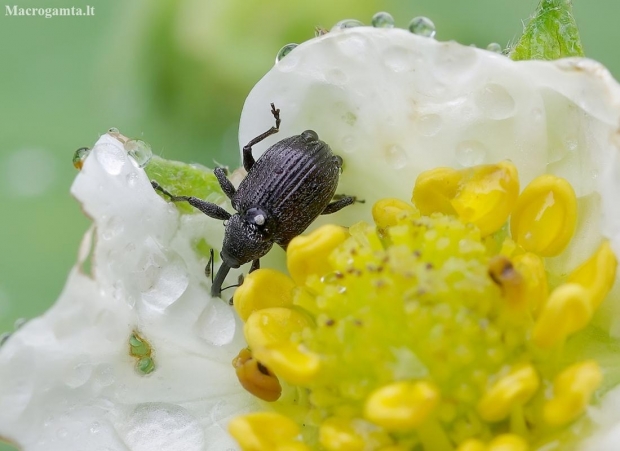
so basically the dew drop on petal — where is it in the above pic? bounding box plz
[107,127,120,134]
[95,143,126,175]
[371,11,394,28]
[455,140,488,167]
[73,147,91,170]
[195,299,236,346]
[332,19,364,30]
[416,114,442,136]
[95,363,116,387]
[124,139,153,168]
[275,43,297,63]
[126,172,139,187]
[140,257,189,311]
[474,83,516,120]
[383,144,409,169]
[116,403,205,451]
[486,42,503,53]
[408,16,436,38]
[64,358,93,388]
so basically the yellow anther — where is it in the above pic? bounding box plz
[488,255,526,311]
[363,381,440,431]
[234,269,296,322]
[319,417,366,451]
[412,161,519,236]
[372,198,417,233]
[543,360,602,426]
[456,439,486,451]
[232,348,281,402]
[510,174,577,257]
[487,434,529,451]
[568,240,617,310]
[244,307,311,350]
[253,341,320,385]
[477,364,539,422]
[532,283,592,349]
[513,252,548,314]
[287,225,349,286]
[228,412,304,451]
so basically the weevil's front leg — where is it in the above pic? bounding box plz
[151,181,231,220]
[242,103,281,172]
[321,195,360,215]
[214,167,236,200]
[250,259,260,273]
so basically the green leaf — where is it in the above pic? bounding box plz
[510,0,584,61]
[144,155,225,214]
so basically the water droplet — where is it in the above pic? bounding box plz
[486,42,502,53]
[124,139,153,168]
[416,114,442,136]
[64,359,93,388]
[565,137,579,152]
[383,144,409,169]
[0,332,11,346]
[275,43,297,63]
[371,11,394,28]
[57,427,68,439]
[96,143,126,175]
[332,19,364,30]
[140,256,189,311]
[95,363,116,387]
[474,83,516,120]
[126,172,139,187]
[314,26,328,37]
[14,317,27,330]
[73,147,91,170]
[195,299,235,346]
[455,140,487,167]
[408,16,436,38]
[90,421,101,434]
[107,127,120,134]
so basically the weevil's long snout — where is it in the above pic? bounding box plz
[211,261,232,298]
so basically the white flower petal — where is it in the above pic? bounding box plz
[0,134,256,450]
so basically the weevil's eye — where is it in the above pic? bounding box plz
[301,130,319,142]
[245,207,270,228]
[333,155,343,168]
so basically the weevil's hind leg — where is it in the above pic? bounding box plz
[321,195,361,215]
[242,103,281,172]
[250,259,260,273]
[151,181,231,220]
[214,167,236,200]
[211,261,232,298]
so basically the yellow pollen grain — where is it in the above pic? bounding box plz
[567,240,617,310]
[228,412,307,451]
[487,434,529,451]
[287,224,349,287]
[253,342,320,385]
[412,161,519,236]
[510,174,577,257]
[477,364,539,422]
[532,283,592,349]
[363,381,440,431]
[543,360,602,426]
[512,252,548,314]
[372,198,418,233]
[232,348,281,402]
[234,269,296,322]
[244,307,311,350]
[318,417,366,451]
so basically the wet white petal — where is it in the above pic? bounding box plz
[0,134,258,450]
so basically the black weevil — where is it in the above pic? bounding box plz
[151,104,357,299]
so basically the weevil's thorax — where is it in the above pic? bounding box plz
[233,130,343,248]
[221,213,275,268]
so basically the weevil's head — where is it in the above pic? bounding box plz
[221,210,275,268]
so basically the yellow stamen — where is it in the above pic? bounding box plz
[253,342,320,385]
[456,439,486,451]
[372,198,418,233]
[487,434,529,451]
[228,412,309,451]
[532,283,592,349]
[318,417,366,451]
[567,240,617,310]
[244,307,311,350]
[488,255,526,311]
[234,269,296,322]
[510,175,577,257]
[287,225,349,286]
[477,364,539,422]
[412,161,519,236]
[363,381,440,431]
[543,360,602,426]
[512,252,548,314]
[232,348,281,402]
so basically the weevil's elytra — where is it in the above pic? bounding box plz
[151,103,357,299]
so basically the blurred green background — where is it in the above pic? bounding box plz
[0,0,618,448]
